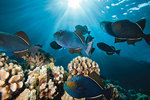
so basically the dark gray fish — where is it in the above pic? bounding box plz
[100,19,150,45]
[97,42,120,55]
[75,25,90,35]
[0,31,40,58]
[53,30,94,56]
[64,71,112,100]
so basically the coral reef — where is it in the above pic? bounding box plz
[25,67,40,90]
[25,65,66,99]
[104,80,150,100]
[0,53,10,67]
[61,91,85,100]
[16,89,37,100]
[68,56,100,76]
[105,83,119,99]
[22,49,55,69]
[0,57,24,100]
[0,52,149,100]
[39,65,58,99]
[52,66,65,84]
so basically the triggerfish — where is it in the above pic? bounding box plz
[50,30,94,56]
[100,19,150,45]
[0,31,40,58]
[64,71,113,100]
[97,42,120,55]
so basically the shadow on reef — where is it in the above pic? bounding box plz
[91,52,150,91]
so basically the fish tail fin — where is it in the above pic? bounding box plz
[84,41,94,56]
[116,50,121,55]
[29,45,41,57]
[88,31,91,34]
[143,34,150,45]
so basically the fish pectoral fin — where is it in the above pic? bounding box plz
[69,49,74,54]
[15,31,31,45]
[14,49,29,58]
[110,46,115,50]
[136,19,146,30]
[127,40,136,45]
[106,52,114,55]
[115,38,126,43]
[50,41,62,50]
[74,30,85,43]
[89,71,104,89]
[69,48,82,54]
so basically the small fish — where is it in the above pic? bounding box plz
[0,31,40,58]
[75,25,91,35]
[100,19,150,45]
[52,30,94,56]
[64,71,112,99]
[97,42,120,55]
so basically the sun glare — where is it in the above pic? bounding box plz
[68,0,81,9]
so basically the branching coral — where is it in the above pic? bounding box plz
[61,91,85,100]
[39,65,58,99]
[22,49,55,69]
[0,53,9,67]
[16,89,37,100]
[25,67,40,90]
[52,66,65,84]
[0,62,24,100]
[105,83,119,99]
[25,65,66,99]
[68,56,100,76]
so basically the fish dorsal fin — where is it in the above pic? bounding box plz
[127,40,136,45]
[136,19,146,30]
[89,71,104,89]
[15,31,31,45]
[74,30,85,43]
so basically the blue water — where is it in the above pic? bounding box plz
[0,0,150,91]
